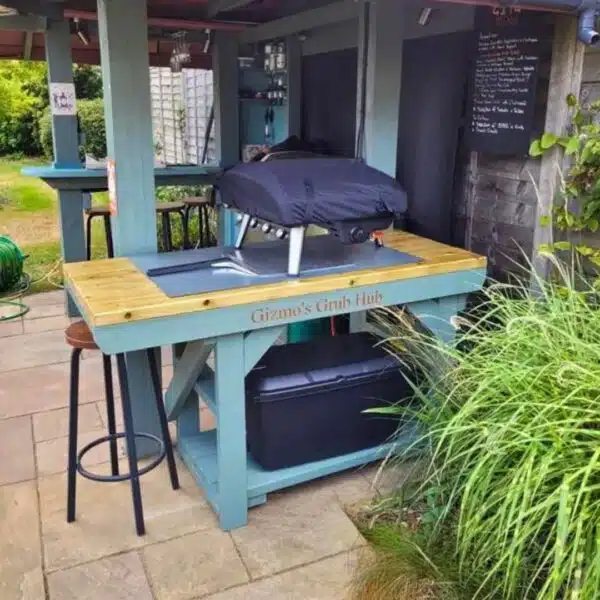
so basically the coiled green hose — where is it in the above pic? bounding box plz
[0,236,24,293]
[0,236,29,321]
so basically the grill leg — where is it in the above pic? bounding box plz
[146,349,180,491]
[235,214,251,250]
[102,354,119,477]
[67,348,82,523]
[287,226,305,276]
[116,354,145,536]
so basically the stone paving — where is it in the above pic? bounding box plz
[0,290,394,600]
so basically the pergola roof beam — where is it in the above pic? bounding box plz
[239,0,360,43]
[205,0,256,19]
[0,15,47,31]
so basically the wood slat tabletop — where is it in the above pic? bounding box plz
[64,231,487,327]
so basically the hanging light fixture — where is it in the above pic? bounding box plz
[170,30,191,72]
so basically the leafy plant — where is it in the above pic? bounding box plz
[530,94,600,269]
[77,99,106,160]
[370,261,600,600]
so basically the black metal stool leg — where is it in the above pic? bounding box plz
[146,349,180,490]
[115,354,145,536]
[103,214,115,258]
[177,210,185,251]
[197,206,205,248]
[85,215,93,261]
[183,205,191,249]
[161,212,171,252]
[102,354,119,477]
[67,348,82,523]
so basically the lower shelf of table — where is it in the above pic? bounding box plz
[177,428,418,516]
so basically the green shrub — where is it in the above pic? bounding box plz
[78,99,106,159]
[38,108,53,159]
[369,263,600,600]
[39,99,106,160]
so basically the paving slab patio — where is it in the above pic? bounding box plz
[0,291,389,599]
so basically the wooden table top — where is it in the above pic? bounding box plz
[64,231,487,327]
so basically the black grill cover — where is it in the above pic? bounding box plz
[214,158,408,228]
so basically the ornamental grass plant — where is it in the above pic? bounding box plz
[355,260,600,600]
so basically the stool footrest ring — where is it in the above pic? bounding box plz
[76,432,166,483]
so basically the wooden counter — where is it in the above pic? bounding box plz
[63,231,486,531]
[64,231,486,328]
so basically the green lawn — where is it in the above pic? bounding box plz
[0,157,210,296]
[0,157,112,294]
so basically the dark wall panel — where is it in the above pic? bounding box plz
[397,32,471,244]
[301,48,358,158]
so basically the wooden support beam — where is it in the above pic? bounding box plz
[358,0,404,177]
[213,30,239,245]
[531,15,584,284]
[44,19,85,317]
[0,15,46,31]
[23,31,33,59]
[239,0,360,44]
[97,0,163,456]
[285,35,302,138]
[205,0,255,19]
[0,0,62,19]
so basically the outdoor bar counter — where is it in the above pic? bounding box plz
[63,229,487,530]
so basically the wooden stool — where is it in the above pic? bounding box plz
[182,196,214,249]
[65,321,179,536]
[156,202,185,252]
[84,206,114,260]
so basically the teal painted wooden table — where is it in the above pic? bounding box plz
[64,231,487,531]
[22,165,223,192]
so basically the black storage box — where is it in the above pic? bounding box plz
[245,332,415,471]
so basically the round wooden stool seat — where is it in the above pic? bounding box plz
[183,196,213,207]
[65,321,99,351]
[155,202,185,214]
[85,206,111,216]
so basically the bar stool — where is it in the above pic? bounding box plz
[85,206,114,260]
[156,202,186,252]
[65,321,179,536]
[182,195,214,249]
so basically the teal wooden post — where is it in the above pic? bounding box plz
[213,31,240,246]
[285,35,302,138]
[97,0,162,456]
[44,19,85,317]
[353,0,405,331]
[214,333,248,530]
[357,0,404,176]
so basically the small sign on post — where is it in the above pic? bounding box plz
[49,82,77,116]
[107,159,117,216]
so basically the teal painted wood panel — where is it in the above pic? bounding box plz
[84,269,487,355]
[97,0,162,456]
[44,20,85,316]
[214,333,249,530]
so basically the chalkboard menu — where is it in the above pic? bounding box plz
[466,8,547,155]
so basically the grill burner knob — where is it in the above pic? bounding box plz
[261,223,272,234]
[275,228,287,240]
[235,214,243,223]
[250,218,258,228]
[349,226,368,244]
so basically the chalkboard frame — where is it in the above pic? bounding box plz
[465,7,551,156]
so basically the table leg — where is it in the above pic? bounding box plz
[57,190,86,317]
[125,349,163,458]
[215,333,248,530]
[408,295,468,343]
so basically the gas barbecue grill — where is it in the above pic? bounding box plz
[214,157,408,276]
